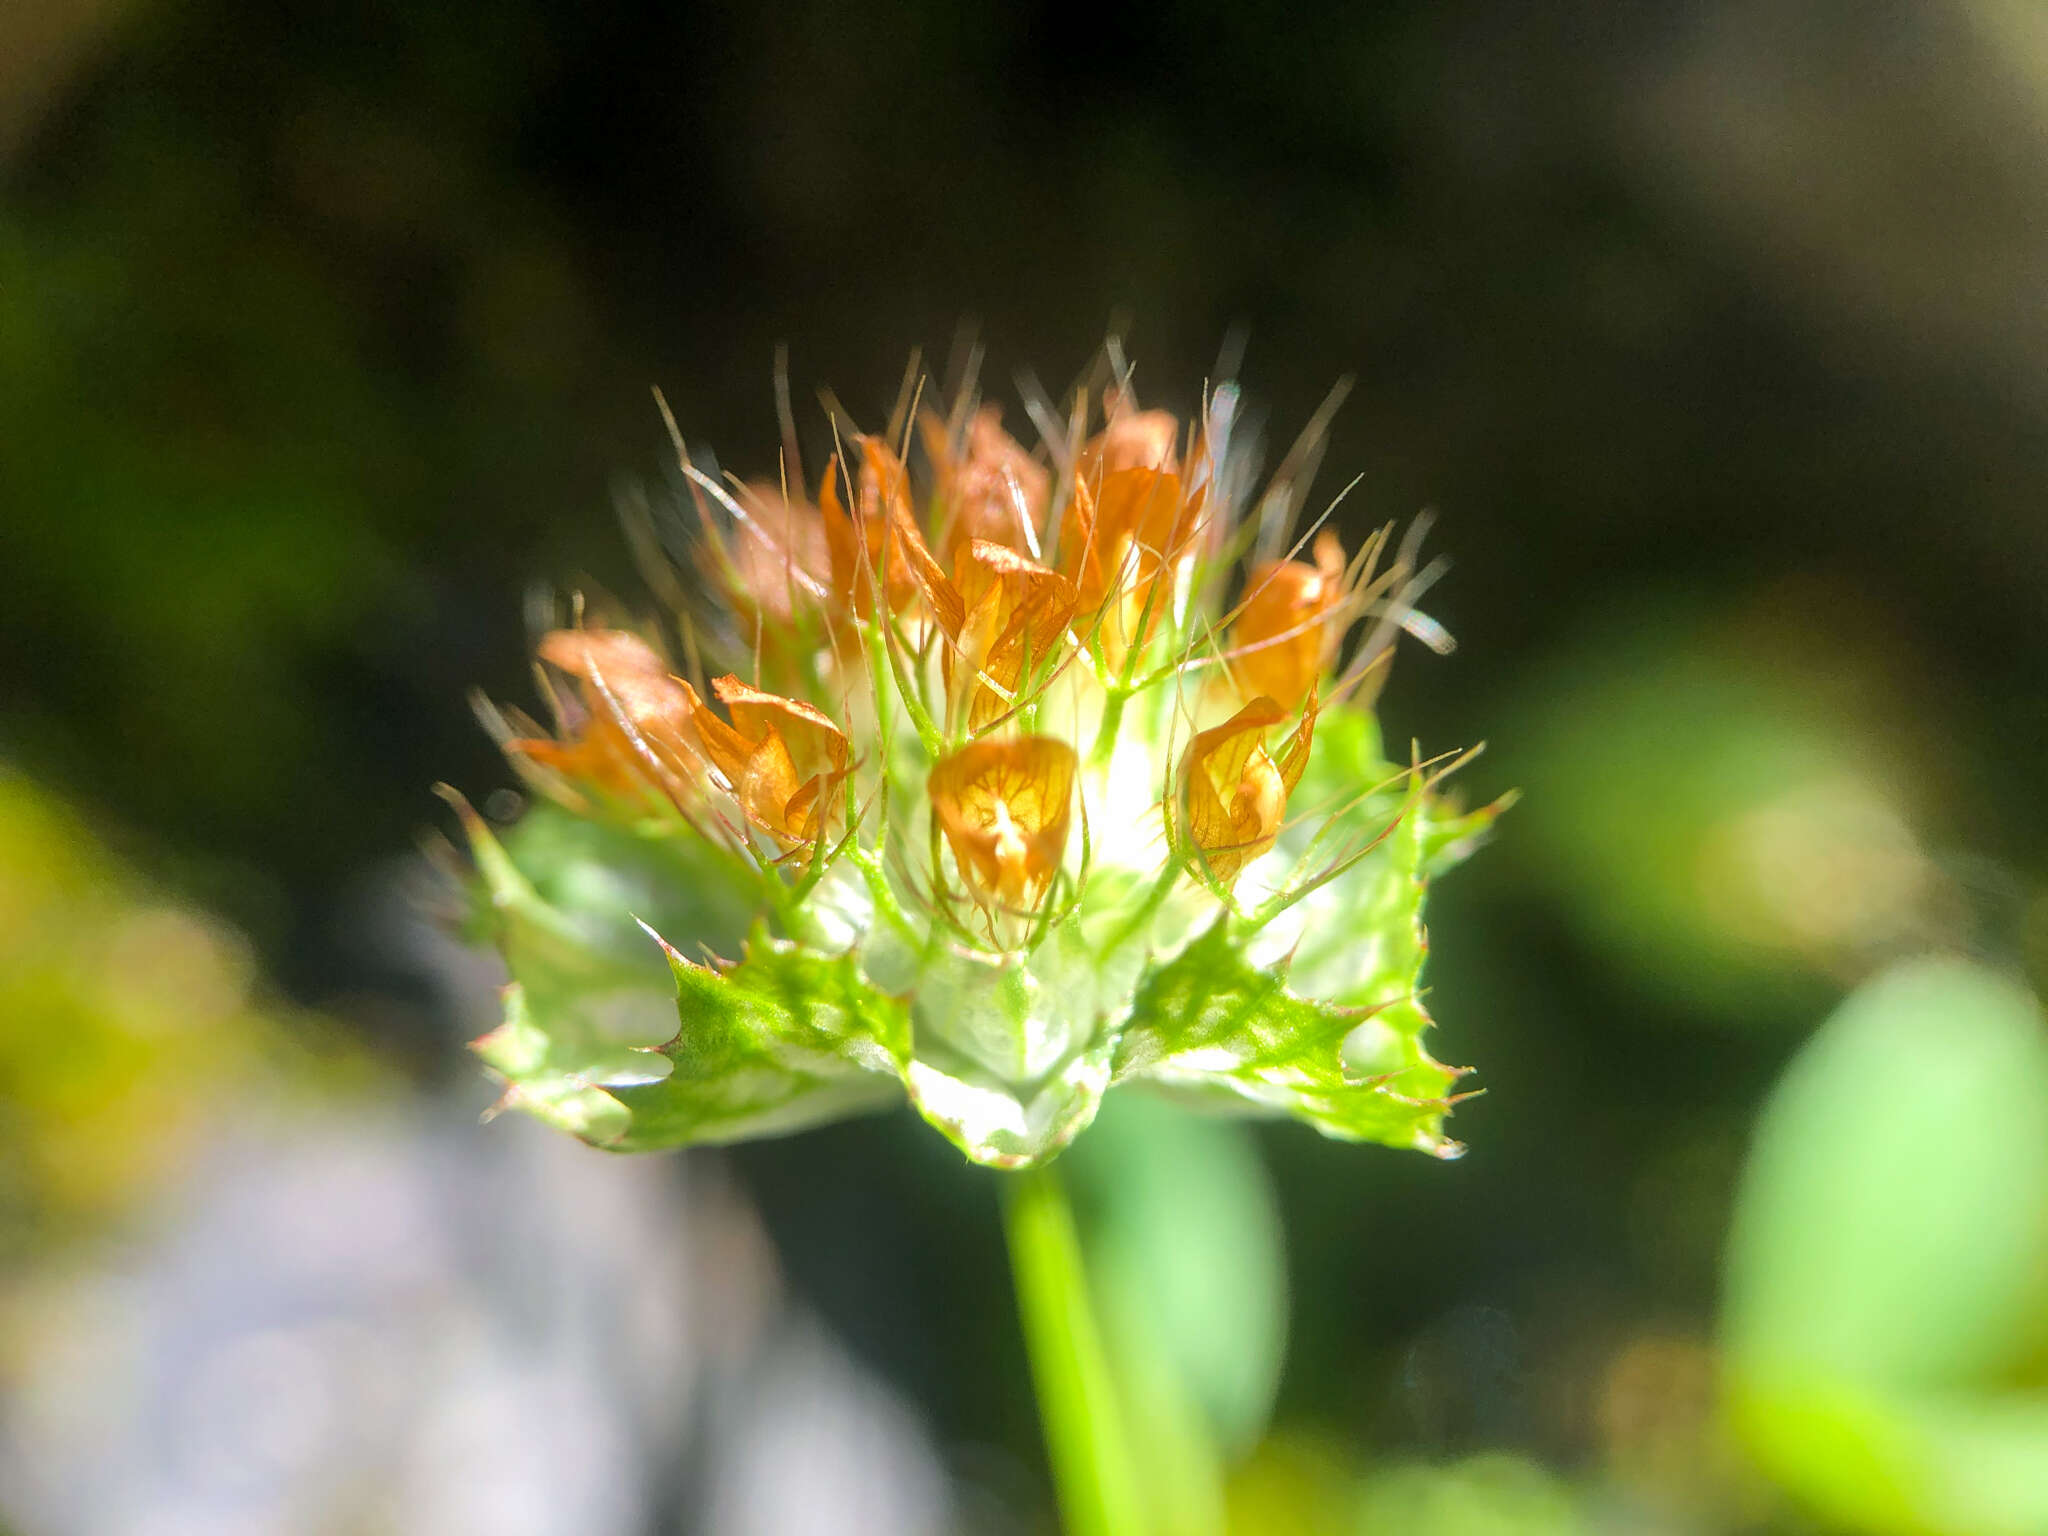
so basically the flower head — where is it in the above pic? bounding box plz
[456,351,1507,1168]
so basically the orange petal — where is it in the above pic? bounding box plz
[888,500,964,638]
[1277,691,1317,796]
[1229,530,1347,710]
[857,435,913,521]
[819,440,933,618]
[507,629,703,808]
[1179,695,1315,887]
[713,676,848,805]
[736,724,808,843]
[928,735,1077,908]
[819,453,869,612]
[1059,466,1200,668]
[536,630,683,718]
[923,404,1048,556]
[674,677,750,784]
[1080,406,1181,478]
[948,541,1077,729]
[667,675,852,847]
[713,675,848,773]
[721,481,832,623]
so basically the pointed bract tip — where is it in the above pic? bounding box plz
[431,781,483,828]
[433,781,535,909]
[632,914,690,967]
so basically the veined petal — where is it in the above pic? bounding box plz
[1179,695,1316,887]
[712,675,850,782]
[887,496,965,637]
[676,675,851,847]
[820,438,924,617]
[1230,530,1347,710]
[507,629,704,810]
[922,404,1048,557]
[950,540,1077,730]
[929,735,1078,909]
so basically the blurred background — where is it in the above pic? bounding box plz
[6,0,2048,1531]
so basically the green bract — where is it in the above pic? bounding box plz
[453,367,1504,1168]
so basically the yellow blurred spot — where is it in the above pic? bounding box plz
[0,767,368,1245]
[1695,774,1931,958]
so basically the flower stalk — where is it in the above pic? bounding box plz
[1002,1162,1143,1536]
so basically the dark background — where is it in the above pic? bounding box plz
[7,0,2047,1527]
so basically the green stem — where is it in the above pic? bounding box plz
[1002,1164,1144,1536]
[1088,687,1128,769]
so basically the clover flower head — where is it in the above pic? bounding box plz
[454,350,1508,1167]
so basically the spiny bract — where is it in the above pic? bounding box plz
[450,352,1507,1169]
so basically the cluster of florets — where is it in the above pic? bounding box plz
[456,358,1504,1168]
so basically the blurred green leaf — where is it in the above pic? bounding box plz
[0,766,373,1247]
[1066,1093,1291,1535]
[1224,1435,1358,1536]
[1502,607,1939,1024]
[1355,1454,1586,1536]
[1724,958,2048,1534]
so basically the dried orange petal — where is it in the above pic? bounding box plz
[1179,695,1316,886]
[1230,530,1347,710]
[928,735,1077,908]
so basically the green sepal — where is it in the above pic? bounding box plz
[609,926,909,1151]
[888,919,1143,1169]
[1114,915,1465,1157]
[472,797,761,964]
[474,981,639,1145]
[455,794,684,1144]
[454,792,905,1151]
[1115,753,1479,1158]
